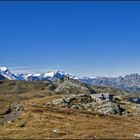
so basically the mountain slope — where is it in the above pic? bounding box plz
[79,74,140,93]
[1,67,140,93]
[0,79,96,102]
[0,75,6,80]
[0,67,25,80]
[0,67,73,81]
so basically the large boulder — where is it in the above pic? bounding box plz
[95,101,121,115]
[54,79,96,95]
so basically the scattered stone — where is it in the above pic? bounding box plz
[134,134,140,138]
[7,121,12,124]
[51,128,66,138]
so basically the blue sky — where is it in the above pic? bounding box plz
[0,1,140,76]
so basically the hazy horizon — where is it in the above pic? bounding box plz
[0,1,140,77]
[0,66,139,78]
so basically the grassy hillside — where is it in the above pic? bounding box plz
[0,96,140,139]
[0,80,56,101]
[0,79,140,139]
[92,85,128,95]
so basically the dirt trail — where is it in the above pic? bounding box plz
[0,102,23,125]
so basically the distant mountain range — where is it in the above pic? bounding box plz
[1,67,140,93]
[79,74,140,93]
[0,67,77,81]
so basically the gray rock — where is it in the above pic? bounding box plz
[96,101,121,115]
[51,128,66,137]
[78,95,93,104]
[59,103,68,108]
[131,104,140,114]
[51,99,64,105]
[91,93,113,102]
[134,134,140,138]
[85,102,98,111]
[54,80,96,94]
[62,94,93,105]
[103,93,114,101]
[71,105,81,109]
[63,95,77,104]
[97,107,115,115]
[113,95,123,102]
[110,102,121,114]
[77,94,88,98]
[49,93,138,116]
[52,129,65,134]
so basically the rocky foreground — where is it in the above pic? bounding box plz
[0,79,140,139]
[47,93,140,116]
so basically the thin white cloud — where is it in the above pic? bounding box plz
[10,66,49,74]
[10,67,34,74]
[10,67,31,70]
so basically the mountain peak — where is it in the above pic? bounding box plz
[1,66,140,93]
[0,67,9,72]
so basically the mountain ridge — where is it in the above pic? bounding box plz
[1,66,140,93]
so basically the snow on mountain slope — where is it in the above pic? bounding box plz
[0,67,18,80]
[0,67,79,81]
[0,67,27,80]
[0,67,9,72]
[1,66,140,93]
[0,67,70,81]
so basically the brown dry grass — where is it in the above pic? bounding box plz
[0,100,11,115]
[0,95,140,139]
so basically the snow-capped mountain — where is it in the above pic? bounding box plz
[0,67,25,80]
[1,66,140,93]
[0,67,76,81]
[26,70,76,81]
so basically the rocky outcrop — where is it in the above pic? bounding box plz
[48,93,122,115]
[48,93,140,116]
[54,79,96,95]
